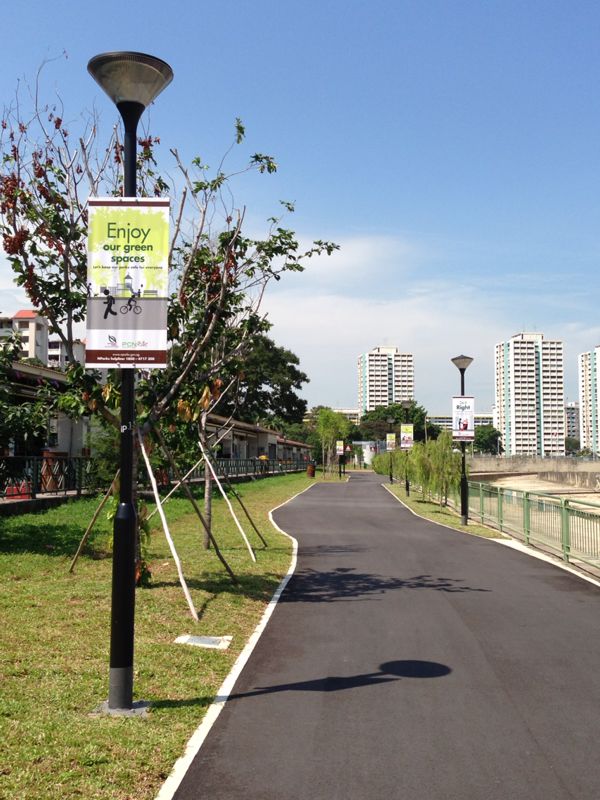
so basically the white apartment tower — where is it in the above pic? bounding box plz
[357,346,414,415]
[578,348,600,453]
[494,333,565,456]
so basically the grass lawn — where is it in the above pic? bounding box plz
[0,472,313,800]
[385,483,508,539]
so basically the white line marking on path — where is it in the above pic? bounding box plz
[382,483,600,590]
[154,482,315,800]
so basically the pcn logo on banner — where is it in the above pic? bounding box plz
[107,335,117,347]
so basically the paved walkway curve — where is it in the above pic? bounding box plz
[173,472,600,800]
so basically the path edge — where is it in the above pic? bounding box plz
[154,482,315,800]
[382,482,600,590]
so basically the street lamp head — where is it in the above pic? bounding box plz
[386,416,394,425]
[401,399,412,410]
[451,354,473,372]
[87,51,173,109]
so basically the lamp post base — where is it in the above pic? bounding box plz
[92,699,150,718]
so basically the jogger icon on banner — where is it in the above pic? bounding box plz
[103,289,117,319]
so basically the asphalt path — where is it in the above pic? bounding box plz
[173,471,600,800]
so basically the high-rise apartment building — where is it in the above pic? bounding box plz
[578,348,600,453]
[494,333,565,456]
[357,346,414,415]
[564,401,580,442]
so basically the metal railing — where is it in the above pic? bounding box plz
[0,456,92,500]
[469,481,600,569]
[181,458,309,483]
[1,456,309,500]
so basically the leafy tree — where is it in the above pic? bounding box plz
[473,424,502,455]
[0,63,337,460]
[408,442,433,499]
[351,443,364,467]
[315,408,350,473]
[565,437,580,455]
[0,63,337,565]
[375,435,458,504]
[0,330,55,454]
[358,402,439,442]
[428,431,461,506]
[220,334,309,425]
[391,447,413,486]
[273,420,312,444]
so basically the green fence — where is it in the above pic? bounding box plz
[469,481,600,569]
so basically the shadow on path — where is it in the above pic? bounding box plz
[225,660,452,700]
[281,568,492,602]
[149,662,452,710]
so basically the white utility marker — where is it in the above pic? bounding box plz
[174,635,232,650]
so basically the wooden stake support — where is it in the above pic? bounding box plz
[199,440,256,562]
[138,430,199,621]
[69,470,120,573]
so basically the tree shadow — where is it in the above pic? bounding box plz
[281,568,491,603]
[146,573,283,605]
[0,518,109,558]
[299,544,367,558]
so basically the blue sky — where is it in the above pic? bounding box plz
[1,0,600,413]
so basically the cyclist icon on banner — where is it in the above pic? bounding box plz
[120,287,142,315]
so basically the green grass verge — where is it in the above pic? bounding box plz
[0,472,313,800]
[385,484,508,539]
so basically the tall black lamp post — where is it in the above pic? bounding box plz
[386,416,394,484]
[88,52,173,712]
[451,354,473,525]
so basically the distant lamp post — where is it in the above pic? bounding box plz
[88,51,173,713]
[387,416,394,483]
[451,355,473,525]
[401,399,412,495]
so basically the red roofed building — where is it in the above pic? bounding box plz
[11,310,49,363]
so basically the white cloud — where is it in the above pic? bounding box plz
[262,284,508,413]
[0,227,588,415]
[261,232,590,413]
[282,233,431,296]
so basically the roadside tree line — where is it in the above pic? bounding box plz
[372,431,463,507]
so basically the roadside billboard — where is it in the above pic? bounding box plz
[85,197,170,368]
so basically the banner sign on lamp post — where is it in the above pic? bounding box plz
[452,396,475,441]
[336,440,345,455]
[386,433,396,451]
[85,197,170,369]
[400,424,414,449]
